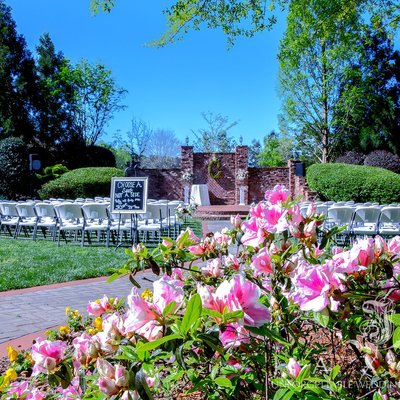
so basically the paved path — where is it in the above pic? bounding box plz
[0,220,233,350]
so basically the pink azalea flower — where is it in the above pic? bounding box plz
[223,254,240,271]
[219,323,250,348]
[290,262,343,312]
[251,247,273,276]
[7,381,29,398]
[124,275,184,340]
[287,358,301,378]
[214,230,231,246]
[202,258,223,277]
[388,236,400,255]
[230,213,242,229]
[228,274,271,326]
[26,388,46,400]
[265,185,290,205]
[374,235,387,257]
[176,227,200,246]
[73,333,98,365]
[97,358,128,396]
[87,294,114,317]
[57,376,82,400]
[31,339,67,375]
[350,238,377,267]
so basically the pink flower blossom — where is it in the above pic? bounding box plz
[290,262,344,312]
[287,358,301,378]
[87,295,114,317]
[7,381,29,398]
[124,275,184,340]
[388,236,400,255]
[57,377,82,400]
[214,230,231,247]
[198,275,271,327]
[202,258,223,277]
[265,185,290,205]
[230,213,242,229]
[219,323,250,348]
[31,339,67,375]
[251,247,273,276]
[27,388,46,400]
[350,238,377,267]
[97,358,128,396]
[73,333,98,365]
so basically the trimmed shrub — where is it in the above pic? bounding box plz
[363,150,400,173]
[306,163,400,203]
[0,137,30,198]
[335,151,365,165]
[38,167,123,199]
[36,164,69,185]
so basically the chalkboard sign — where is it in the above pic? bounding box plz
[110,177,148,213]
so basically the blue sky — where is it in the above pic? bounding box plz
[6,0,286,146]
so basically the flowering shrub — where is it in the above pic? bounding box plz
[3,184,400,399]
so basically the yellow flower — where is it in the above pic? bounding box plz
[65,306,71,315]
[71,310,80,318]
[7,346,18,363]
[94,317,103,331]
[5,368,17,381]
[87,328,97,336]
[59,325,71,335]
[141,289,153,302]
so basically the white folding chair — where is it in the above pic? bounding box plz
[325,206,355,244]
[378,206,400,237]
[15,203,38,239]
[351,206,381,238]
[54,203,84,245]
[0,202,20,237]
[34,203,58,240]
[81,203,110,246]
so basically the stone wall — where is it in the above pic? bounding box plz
[128,146,310,205]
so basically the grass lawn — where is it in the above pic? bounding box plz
[0,219,202,292]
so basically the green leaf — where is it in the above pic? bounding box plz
[273,388,293,400]
[202,308,223,319]
[223,309,244,323]
[329,365,340,380]
[106,272,123,283]
[181,294,202,335]
[136,333,182,352]
[313,308,330,328]
[163,301,177,318]
[245,325,290,346]
[214,376,233,388]
[392,327,400,349]
[387,313,400,326]
[296,364,310,383]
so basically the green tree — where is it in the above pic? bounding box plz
[0,0,37,142]
[191,112,237,152]
[71,59,127,146]
[335,25,400,154]
[258,131,294,166]
[278,0,365,163]
[35,33,81,154]
[248,138,261,167]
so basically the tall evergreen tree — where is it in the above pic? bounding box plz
[35,33,81,154]
[0,0,37,142]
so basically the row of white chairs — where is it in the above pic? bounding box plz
[299,202,400,241]
[0,200,185,247]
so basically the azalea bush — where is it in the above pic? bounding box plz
[3,185,400,399]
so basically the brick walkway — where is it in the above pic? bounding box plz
[0,219,233,355]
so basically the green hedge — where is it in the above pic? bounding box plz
[38,167,124,199]
[306,163,400,203]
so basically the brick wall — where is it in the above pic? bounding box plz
[248,167,290,203]
[134,169,182,200]
[193,152,236,205]
[128,147,310,205]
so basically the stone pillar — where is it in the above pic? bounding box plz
[235,146,249,205]
[181,146,194,202]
